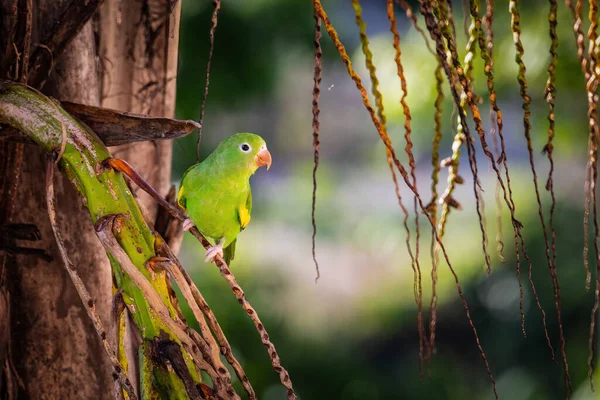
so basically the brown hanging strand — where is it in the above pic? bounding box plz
[385,0,426,375]
[429,63,445,360]
[465,9,490,268]
[345,6,420,355]
[445,0,459,48]
[564,0,590,79]
[351,0,418,300]
[426,0,566,391]
[396,0,443,365]
[544,0,560,352]
[509,0,570,391]
[432,5,469,356]
[311,6,323,283]
[566,0,594,290]
[589,156,600,389]
[482,0,505,262]
[590,123,600,389]
[315,1,497,395]
[586,0,600,388]
[349,3,421,364]
[463,3,492,274]
[471,0,554,354]
[431,0,493,281]
[355,0,422,322]
[196,0,221,162]
[420,2,499,395]
[366,0,501,394]
[397,0,437,57]
[465,14,489,265]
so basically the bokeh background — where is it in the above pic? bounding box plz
[171,1,598,399]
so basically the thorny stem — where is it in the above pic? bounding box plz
[314,1,497,397]
[384,0,425,376]
[105,158,297,400]
[196,0,221,162]
[509,0,570,390]
[45,159,137,400]
[311,6,322,283]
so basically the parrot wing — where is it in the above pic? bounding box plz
[225,190,252,265]
[177,164,196,209]
[239,189,252,231]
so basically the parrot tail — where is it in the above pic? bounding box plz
[223,239,236,265]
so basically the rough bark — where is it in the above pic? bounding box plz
[99,0,180,219]
[0,0,180,398]
[5,17,113,400]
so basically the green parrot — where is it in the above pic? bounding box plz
[177,132,272,264]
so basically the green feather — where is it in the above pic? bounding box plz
[179,133,269,265]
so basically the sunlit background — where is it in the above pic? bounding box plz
[171,1,597,399]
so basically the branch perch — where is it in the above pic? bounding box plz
[104,157,297,400]
[45,159,137,400]
[0,80,239,398]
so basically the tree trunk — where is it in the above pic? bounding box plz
[0,1,180,398]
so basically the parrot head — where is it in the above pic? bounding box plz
[214,132,272,174]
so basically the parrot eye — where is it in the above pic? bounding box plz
[239,143,251,153]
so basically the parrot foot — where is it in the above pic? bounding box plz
[182,218,195,232]
[204,238,225,263]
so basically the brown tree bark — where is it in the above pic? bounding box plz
[0,1,180,398]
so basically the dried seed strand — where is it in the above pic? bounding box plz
[397,0,441,364]
[432,0,492,279]
[469,0,534,341]
[397,0,437,57]
[196,0,221,162]
[428,62,444,360]
[510,0,569,390]
[544,0,560,357]
[311,7,323,283]
[586,0,600,388]
[566,0,594,292]
[385,0,425,375]
[482,0,505,262]
[316,1,496,395]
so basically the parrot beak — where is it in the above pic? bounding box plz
[255,147,272,170]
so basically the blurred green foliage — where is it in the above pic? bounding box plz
[173,1,599,399]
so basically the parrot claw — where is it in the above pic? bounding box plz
[204,238,225,263]
[182,218,195,232]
